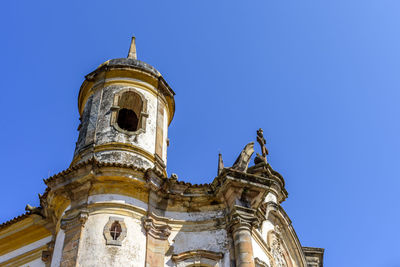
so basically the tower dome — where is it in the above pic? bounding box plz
[73,37,175,175]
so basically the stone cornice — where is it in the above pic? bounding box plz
[44,157,154,186]
[2,156,288,233]
[217,168,286,193]
[213,167,288,205]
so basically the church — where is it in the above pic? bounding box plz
[0,37,324,267]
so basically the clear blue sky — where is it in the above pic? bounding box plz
[1,1,399,266]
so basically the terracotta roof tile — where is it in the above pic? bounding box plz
[0,212,31,231]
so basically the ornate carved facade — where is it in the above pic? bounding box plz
[0,37,324,267]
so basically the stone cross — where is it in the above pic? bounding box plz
[256,128,269,161]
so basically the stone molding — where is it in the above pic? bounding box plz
[94,142,155,162]
[143,217,171,240]
[171,250,224,267]
[103,216,127,246]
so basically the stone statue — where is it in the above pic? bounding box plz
[256,128,269,163]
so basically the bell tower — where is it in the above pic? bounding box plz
[73,37,175,175]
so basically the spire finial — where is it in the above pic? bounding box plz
[128,36,137,59]
[218,153,224,175]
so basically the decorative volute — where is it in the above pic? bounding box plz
[72,37,175,175]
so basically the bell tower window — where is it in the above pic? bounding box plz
[111,88,148,135]
[117,108,139,131]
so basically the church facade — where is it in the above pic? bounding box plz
[0,38,324,267]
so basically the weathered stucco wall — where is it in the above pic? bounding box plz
[78,213,147,267]
[163,210,225,221]
[166,229,231,267]
[95,85,158,152]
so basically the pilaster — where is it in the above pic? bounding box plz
[59,209,88,267]
[143,217,171,267]
[228,206,259,267]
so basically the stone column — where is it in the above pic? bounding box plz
[59,210,89,267]
[143,217,171,267]
[228,206,258,267]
